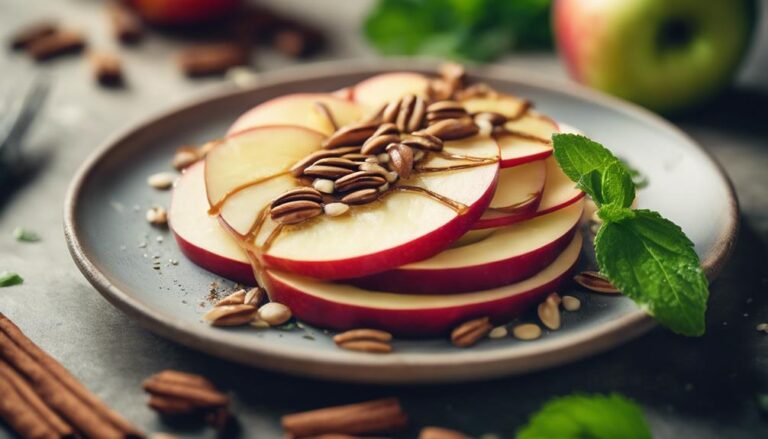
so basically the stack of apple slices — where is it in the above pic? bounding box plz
[170,71,585,336]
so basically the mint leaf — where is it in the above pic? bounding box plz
[595,210,708,336]
[553,134,635,208]
[552,134,709,336]
[517,393,652,439]
[0,271,23,287]
[13,227,40,242]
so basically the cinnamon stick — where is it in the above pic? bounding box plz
[281,398,407,438]
[9,21,57,50]
[142,378,229,408]
[0,313,144,438]
[0,360,74,438]
[26,30,85,61]
[0,376,59,439]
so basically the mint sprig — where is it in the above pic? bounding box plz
[552,134,709,336]
[517,393,652,439]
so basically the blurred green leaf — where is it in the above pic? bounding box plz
[364,0,553,61]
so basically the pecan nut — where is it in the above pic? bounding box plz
[143,370,230,429]
[270,200,323,224]
[421,118,479,140]
[334,171,387,192]
[574,271,620,294]
[400,132,443,151]
[386,143,414,179]
[322,121,379,149]
[341,188,379,205]
[450,317,492,347]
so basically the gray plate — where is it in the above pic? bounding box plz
[64,60,738,383]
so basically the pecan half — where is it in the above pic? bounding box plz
[421,118,479,140]
[202,304,258,326]
[322,122,379,149]
[270,200,323,224]
[334,328,393,354]
[341,188,379,205]
[426,100,468,124]
[303,164,356,179]
[334,171,387,192]
[451,317,492,347]
[383,94,426,133]
[289,146,360,176]
[400,132,443,151]
[361,133,400,155]
[271,187,323,207]
[574,271,620,294]
[143,370,229,430]
[537,293,561,330]
[386,143,414,179]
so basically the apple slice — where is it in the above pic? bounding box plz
[473,156,585,230]
[352,72,431,112]
[461,93,530,120]
[264,233,582,336]
[170,162,255,284]
[227,93,364,136]
[355,200,583,294]
[488,159,545,212]
[496,112,559,168]
[206,125,500,280]
[503,112,559,140]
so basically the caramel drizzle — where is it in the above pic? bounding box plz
[261,223,284,253]
[414,151,498,173]
[393,185,467,214]
[208,171,291,216]
[245,205,271,241]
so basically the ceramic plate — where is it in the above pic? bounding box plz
[64,60,737,383]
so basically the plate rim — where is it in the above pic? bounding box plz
[63,59,739,383]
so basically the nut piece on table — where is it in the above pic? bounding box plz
[26,30,86,62]
[89,51,123,87]
[9,21,57,50]
[143,370,230,430]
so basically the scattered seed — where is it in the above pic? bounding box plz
[336,340,392,354]
[451,317,492,347]
[244,287,265,306]
[258,302,292,326]
[203,304,257,326]
[513,323,542,341]
[334,328,392,345]
[538,294,561,330]
[385,171,399,183]
[324,202,350,217]
[341,188,379,205]
[172,148,200,170]
[574,271,620,294]
[562,295,581,311]
[378,183,390,193]
[377,153,390,163]
[147,172,176,190]
[488,326,508,339]
[145,206,168,226]
[312,178,334,194]
[215,289,246,306]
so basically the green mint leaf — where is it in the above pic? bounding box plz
[13,227,40,242]
[595,210,709,336]
[757,394,768,415]
[0,271,23,287]
[516,393,652,439]
[552,134,635,208]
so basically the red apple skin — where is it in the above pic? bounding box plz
[353,223,578,294]
[172,231,256,285]
[499,149,553,169]
[129,0,240,25]
[473,191,585,230]
[259,173,498,280]
[264,254,579,337]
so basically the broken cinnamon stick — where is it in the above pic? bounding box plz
[0,376,59,439]
[89,51,123,87]
[26,30,85,61]
[0,313,143,438]
[0,360,74,438]
[281,398,407,438]
[177,43,248,77]
[9,21,57,50]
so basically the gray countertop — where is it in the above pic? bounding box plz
[1,1,767,438]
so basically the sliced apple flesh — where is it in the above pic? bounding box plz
[264,233,583,336]
[461,94,529,120]
[170,163,255,284]
[473,156,584,230]
[488,159,545,212]
[355,200,583,294]
[352,72,431,113]
[206,125,500,280]
[227,93,364,136]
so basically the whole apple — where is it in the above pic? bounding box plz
[128,0,241,26]
[554,0,755,113]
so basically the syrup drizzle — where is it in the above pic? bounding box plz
[393,185,468,214]
[208,171,291,216]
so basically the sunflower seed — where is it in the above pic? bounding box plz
[334,171,387,192]
[386,143,414,179]
[147,172,176,190]
[289,147,361,176]
[562,295,581,311]
[311,157,360,170]
[378,182,389,193]
[512,323,542,341]
[488,326,508,339]
[341,188,379,205]
[422,118,479,140]
[312,178,335,194]
[324,202,350,217]
[377,153,390,163]
[538,293,561,330]
[146,206,167,226]
[385,171,399,183]
[215,289,246,306]
[574,271,620,294]
[172,147,200,170]
[303,165,355,179]
[257,302,292,325]
[361,133,400,155]
[401,132,443,151]
[244,287,265,306]
[341,153,370,162]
